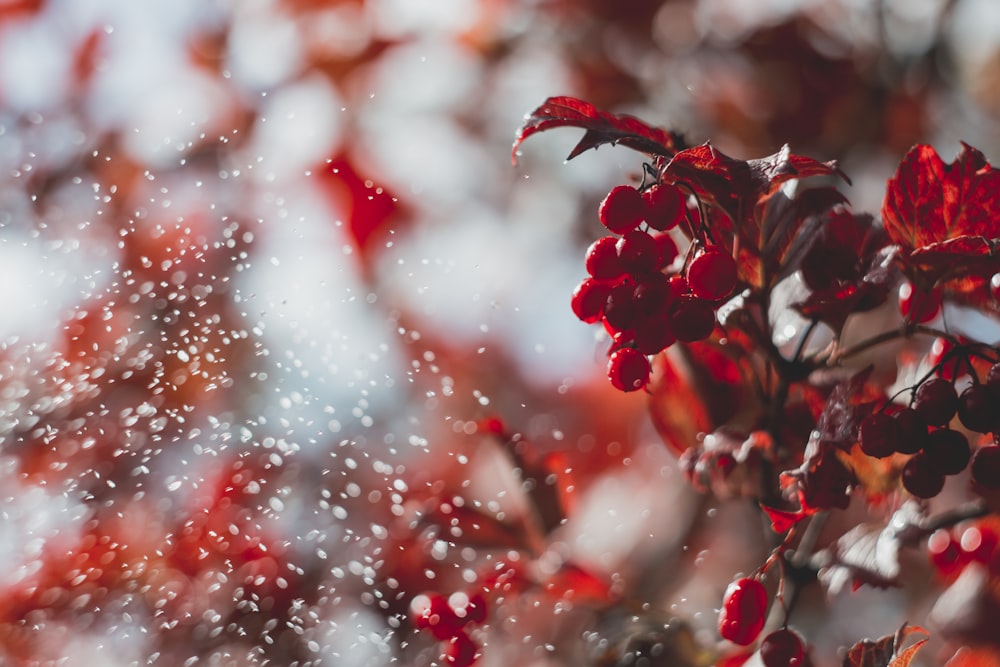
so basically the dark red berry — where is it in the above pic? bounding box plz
[902,451,946,498]
[585,236,627,282]
[616,229,661,276]
[958,384,1000,434]
[633,315,676,354]
[643,183,685,231]
[632,272,675,317]
[604,281,643,331]
[686,248,738,301]
[892,407,928,455]
[959,525,998,565]
[718,577,767,645]
[927,529,964,579]
[987,362,1000,387]
[571,278,611,324]
[607,347,650,392]
[858,412,898,458]
[449,591,487,625]
[971,446,1000,489]
[760,628,804,667]
[898,281,941,323]
[444,631,478,667]
[923,427,971,475]
[913,377,958,426]
[599,185,647,234]
[669,297,716,342]
[651,231,679,269]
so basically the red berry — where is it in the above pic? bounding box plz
[448,591,487,625]
[892,407,928,454]
[901,451,945,498]
[616,229,661,275]
[633,315,676,355]
[585,236,627,281]
[898,281,941,323]
[651,231,679,269]
[599,185,647,234]
[410,593,463,640]
[687,248,738,301]
[571,278,611,324]
[669,297,716,342]
[718,577,767,646]
[928,528,964,578]
[959,525,999,565]
[632,272,675,317]
[971,446,1000,489]
[760,628,804,667]
[444,632,479,667]
[607,347,651,392]
[913,377,958,426]
[643,184,685,231]
[858,413,898,458]
[958,384,1000,433]
[922,427,970,476]
[604,281,643,331]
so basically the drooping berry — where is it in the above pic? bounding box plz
[616,229,661,275]
[643,183,685,231]
[898,281,941,323]
[971,446,1000,489]
[958,384,1000,433]
[599,185,647,234]
[669,297,716,342]
[858,412,899,458]
[632,272,675,317]
[604,281,643,331]
[923,427,971,476]
[585,236,627,282]
[913,377,958,426]
[571,278,611,324]
[760,628,804,667]
[892,407,928,454]
[650,231,679,269]
[902,451,946,498]
[607,347,651,392]
[718,577,768,646]
[686,248,738,301]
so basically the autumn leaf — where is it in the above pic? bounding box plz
[882,143,1000,251]
[842,624,929,667]
[511,96,682,165]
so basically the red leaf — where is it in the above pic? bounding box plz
[512,96,681,165]
[906,235,1000,285]
[760,503,811,533]
[882,143,1000,251]
[842,625,928,667]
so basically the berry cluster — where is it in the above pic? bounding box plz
[858,366,1000,498]
[409,590,487,666]
[571,183,739,391]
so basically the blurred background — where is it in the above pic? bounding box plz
[1,0,1000,665]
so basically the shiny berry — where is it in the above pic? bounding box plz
[604,281,642,331]
[448,591,487,625]
[410,593,463,640]
[858,412,898,458]
[760,628,804,667]
[718,577,767,646]
[893,407,928,455]
[902,451,945,498]
[571,278,611,324]
[687,248,738,301]
[923,427,971,475]
[958,384,1000,433]
[585,236,627,281]
[971,446,1000,489]
[632,272,675,317]
[913,377,958,426]
[898,281,941,323]
[616,229,661,275]
[927,528,964,578]
[643,183,685,231]
[633,315,676,354]
[959,525,998,565]
[599,185,647,234]
[651,231,679,269]
[669,297,716,342]
[607,347,650,392]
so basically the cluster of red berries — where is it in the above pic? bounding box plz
[858,367,1000,498]
[570,183,739,391]
[718,576,805,666]
[409,590,487,666]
